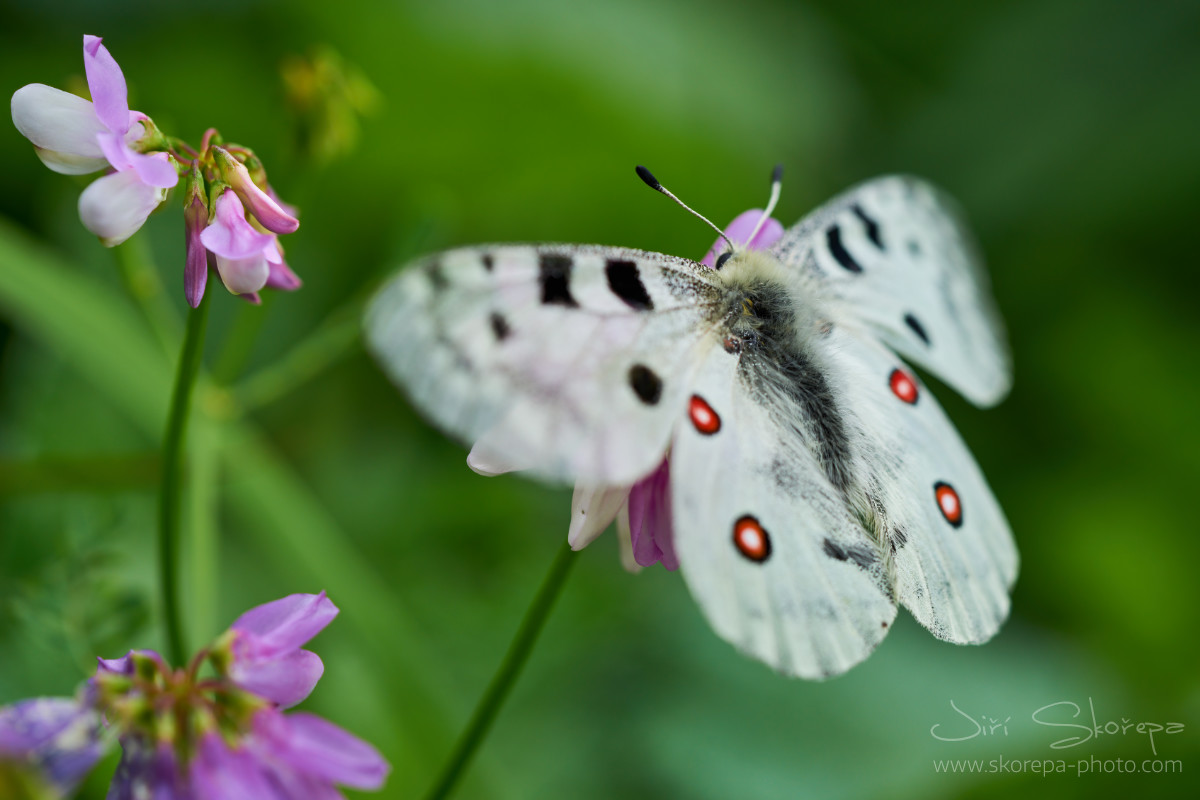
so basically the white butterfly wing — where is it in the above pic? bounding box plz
[366,244,721,485]
[670,341,898,679]
[819,321,1018,643]
[772,176,1012,407]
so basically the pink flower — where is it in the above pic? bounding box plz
[199,190,302,302]
[228,591,338,708]
[468,210,784,570]
[11,35,177,245]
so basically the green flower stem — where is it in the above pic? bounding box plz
[424,540,578,800]
[158,291,211,667]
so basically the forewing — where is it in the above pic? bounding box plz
[670,342,897,679]
[822,322,1018,643]
[366,244,721,485]
[771,176,1011,406]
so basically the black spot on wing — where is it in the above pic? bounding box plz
[489,312,510,341]
[628,364,663,405]
[822,538,877,568]
[822,538,847,561]
[852,204,884,250]
[852,548,876,569]
[539,254,578,307]
[481,254,494,272]
[904,313,931,346]
[605,259,654,310]
[825,224,863,273]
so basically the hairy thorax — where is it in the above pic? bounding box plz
[713,250,854,494]
[713,249,826,352]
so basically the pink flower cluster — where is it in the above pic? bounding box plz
[0,593,389,799]
[10,35,302,307]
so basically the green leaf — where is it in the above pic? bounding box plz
[0,218,172,433]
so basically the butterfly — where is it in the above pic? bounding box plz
[366,166,1017,679]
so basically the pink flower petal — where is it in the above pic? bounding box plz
[627,458,677,570]
[257,711,390,790]
[230,649,324,709]
[700,209,784,267]
[82,35,130,135]
[128,150,177,189]
[11,83,108,172]
[77,169,164,246]
[231,593,339,658]
[200,192,275,260]
[96,133,177,188]
[266,256,303,291]
[95,652,135,676]
[191,732,281,800]
[238,179,300,235]
[214,253,270,295]
[567,483,630,550]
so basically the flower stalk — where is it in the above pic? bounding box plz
[158,289,211,666]
[424,540,577,800]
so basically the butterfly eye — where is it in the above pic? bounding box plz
[715,251,733,270]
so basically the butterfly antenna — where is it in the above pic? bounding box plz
[742,164,783,246]
[636,165,734,251]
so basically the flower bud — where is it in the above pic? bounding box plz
[213,146,299,235]
[183,165,210,308]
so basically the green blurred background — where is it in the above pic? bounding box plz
[1,0,1198,797]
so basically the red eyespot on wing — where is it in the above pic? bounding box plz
[689,394,721,435]
[889,368,918,404]
[934,482,963,528]
[732,515,771,563]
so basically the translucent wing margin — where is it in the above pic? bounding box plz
[819,322,1018,643]
[771,176,1012,407]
